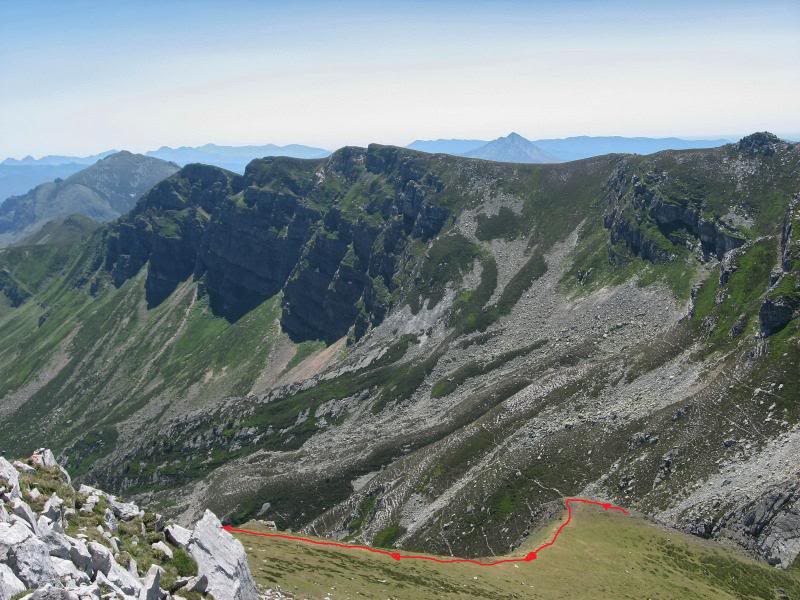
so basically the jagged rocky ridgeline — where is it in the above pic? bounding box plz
[0,450,264,600]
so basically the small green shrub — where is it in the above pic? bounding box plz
[475,207,526,241]
[171,548,198,577]
[373,524,406,548]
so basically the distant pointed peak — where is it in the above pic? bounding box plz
[505,132,527,141]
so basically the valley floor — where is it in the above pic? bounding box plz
[235,502,800,599]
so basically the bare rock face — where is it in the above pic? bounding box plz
[1,521,58,588]
[11,498,39,533]
[188,510,259,600]
[760,295,798,336]
[760,196,800,336]
[31,449,57,469]
[164,524,191,549]
[30,585,80,600]
[713,482,800,568]
[0,563,25,600]
[137,564,161,600]
[0,458,20,497]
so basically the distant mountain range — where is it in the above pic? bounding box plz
[1,150,117,167]
[0,151,178,247]
[145,143,331,172]
[2,136,735,205]
[0,144,331,205]
[0,150,119,203]
[462,132,559,163]
[406,139,487,155]
[0,163,89,205]
[407,133,732,163]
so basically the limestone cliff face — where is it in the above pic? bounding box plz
[604,167,745,263]
[104,146,452,343]
[760,196,800,335]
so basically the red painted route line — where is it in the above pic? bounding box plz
[223,497,628,567]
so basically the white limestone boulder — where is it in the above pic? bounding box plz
[164,524,191,549]
[0,458,20,497]
[12,462,34,475]
[42,494,64,524]
[51,557,90,585]
[67,538,93,576]
[107,499,139,522]
[0,563,25,600]
[151,541,172,559]
[30,450,57,470]
[2,525,58,588]
[11,499,39,534]
[137,565,161,600]
[87,541,139,597]
[188,510,259,600]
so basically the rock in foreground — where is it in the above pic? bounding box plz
[0,450,260,600]
[189,511,259,600]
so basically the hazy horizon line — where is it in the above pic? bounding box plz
[8,130,800,163]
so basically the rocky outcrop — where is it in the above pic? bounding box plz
[604,169,746,263]
[760,197,799,336]
[712,481,800,568]
[163,525,191,550]
[760,295,799,336]
[103,145,451,343]
[737,131,784,156]
[188,511,259,600]
[0,451,262,600]
[0,458,20,497]
[0,562,25,600]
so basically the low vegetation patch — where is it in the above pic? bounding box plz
[431,339,547,398]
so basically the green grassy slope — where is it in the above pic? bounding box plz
[0,137,798,561]
[0,243,285,470]
[237,503,800,600]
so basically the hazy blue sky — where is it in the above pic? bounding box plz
[1,0,798,157]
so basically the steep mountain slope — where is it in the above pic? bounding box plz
[0,134,797,571]
[13,214,100,247]
[146,144,331,173]
[0,152,179,246]
[463,133,558,163]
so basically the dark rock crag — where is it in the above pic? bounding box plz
[760,196,800,336]
[104,146,451,343]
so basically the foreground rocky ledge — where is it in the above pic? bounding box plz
[0,450,261,600]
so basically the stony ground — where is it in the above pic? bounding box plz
[0,449,266,600]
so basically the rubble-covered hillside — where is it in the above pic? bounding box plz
[0,449,262,600]
[0,134,797,566]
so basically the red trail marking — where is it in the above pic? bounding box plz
[223,497,628,567]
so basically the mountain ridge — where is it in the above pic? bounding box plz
[0,134,797,572]
[0,151,179,247]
